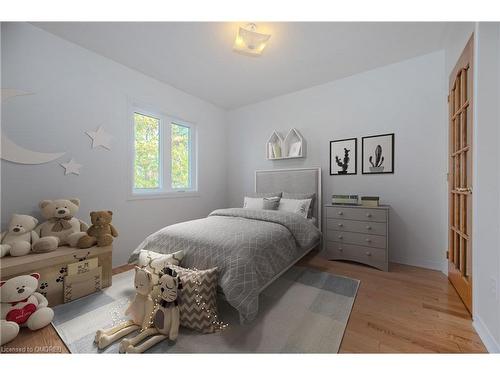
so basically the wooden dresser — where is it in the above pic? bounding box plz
[322,204,390,271]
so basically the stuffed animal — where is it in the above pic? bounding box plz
[77,211,118,249]
[0,214,39,258]
[0,273,54,345]
[94,267,155,349]
[32,198,88,253]
[119,267,182,353]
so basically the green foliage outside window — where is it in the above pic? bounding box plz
[134,113,160,189]
[171,123,190,189]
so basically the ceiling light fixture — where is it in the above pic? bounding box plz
[233,23,271,56]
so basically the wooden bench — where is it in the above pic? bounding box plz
[1,245,112,307]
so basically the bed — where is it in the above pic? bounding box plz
[128,167,322,323]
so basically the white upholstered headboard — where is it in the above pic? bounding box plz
[255,167,322,229]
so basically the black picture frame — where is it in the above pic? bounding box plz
[361,133,395,174]
[330,138,357,175]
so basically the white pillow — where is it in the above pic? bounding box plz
[243,197,264,209]
[278,198,312,218]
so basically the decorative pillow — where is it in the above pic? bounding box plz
[169,265,220,333]
[243,196,281,210]
[262,196,281,210]
[282,192,316,218]
[243,197,264,209]
[278,198,312,218]
[137,249,184,278]
[245,192,283,198]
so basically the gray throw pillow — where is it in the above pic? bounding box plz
[282,192,316,218]
[262,197,281,210]
[245,192,283,198]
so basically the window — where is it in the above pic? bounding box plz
[132,107,196,197]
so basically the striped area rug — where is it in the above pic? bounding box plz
[52,266,359,353]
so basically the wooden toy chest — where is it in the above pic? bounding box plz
[0,245,112,307]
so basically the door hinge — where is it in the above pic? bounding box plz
[446,250,449,259]
[447,94,450,102]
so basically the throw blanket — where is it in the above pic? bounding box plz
[129,208,321,323]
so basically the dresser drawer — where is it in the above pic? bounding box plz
[327,230,386,249]
[327,218,387,236]
[323,241,387,271]
[326,206,387,222]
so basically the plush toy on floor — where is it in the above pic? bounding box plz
[0,273,54,345]
[0,214,39,258]
[32,198,89,253]
[119,267,182,353]
[94,266,155,349]
[78,210,118,249]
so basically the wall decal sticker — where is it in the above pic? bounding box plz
[85,126,112,150]
[0,88,33,102]
[1,136,65,165]
[60,158,83,175]
[1,88,66,164]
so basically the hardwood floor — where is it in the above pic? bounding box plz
[1,257,486,354]
[299,254,486,353]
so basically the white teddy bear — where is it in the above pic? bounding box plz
[0,273,54,345]
[32,198,89,253]
[0,214,39,258]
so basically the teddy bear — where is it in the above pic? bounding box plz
[0,273,54,345]
[0,214,39,258]
[77,210,118,249]
[31,198,89,253]
[119,266,182,353]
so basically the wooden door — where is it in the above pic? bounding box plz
[448,35,473,313]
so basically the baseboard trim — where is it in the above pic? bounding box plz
[473,314,500,353]
[389,256,444,271]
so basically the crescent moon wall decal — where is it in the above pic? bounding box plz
[1,135,65,164]
[1,88,66,164]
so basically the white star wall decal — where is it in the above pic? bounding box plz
[60,158,82,175]
[85,126,112,150]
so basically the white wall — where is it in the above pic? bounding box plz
[471,22,500,353]
[1,23,228,267]
[226,51,448,271]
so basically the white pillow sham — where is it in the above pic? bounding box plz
[243,197,265,209]
[278,198,312,218]
[243,196,280,210]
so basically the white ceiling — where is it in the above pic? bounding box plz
[33,22,459,110]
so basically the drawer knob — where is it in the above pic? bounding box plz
[338,211,343,216]
[366,213,372,218]
[366,251,372,256]
[337,223,344,227]
[366,225,372,230]
[365,239,372,243]
[338,235,343,239]
[338,247,343,252]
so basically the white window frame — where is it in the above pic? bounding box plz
[128,104,198,200]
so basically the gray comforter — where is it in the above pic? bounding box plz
[128,208,321,323]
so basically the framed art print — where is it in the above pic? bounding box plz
[330,138,357,175]
[362,133,394,174]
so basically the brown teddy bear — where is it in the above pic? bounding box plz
[77,211,118,248]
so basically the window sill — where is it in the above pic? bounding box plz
[127,191,200,201]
